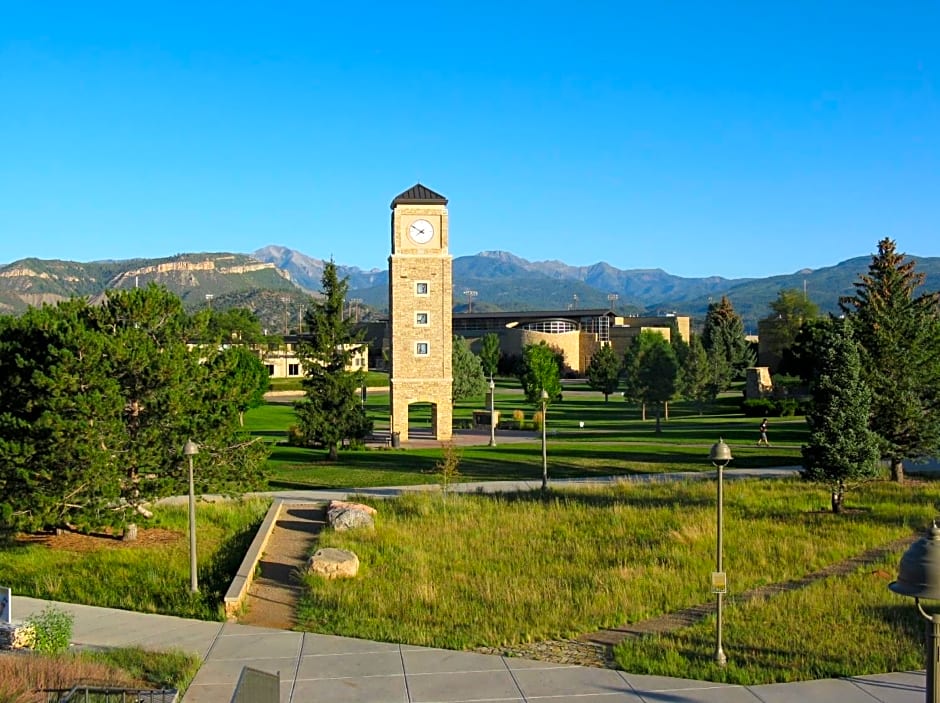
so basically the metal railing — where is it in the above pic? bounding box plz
[46,685,178,703]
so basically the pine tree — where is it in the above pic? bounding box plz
[0,302,124,532]
[586,344,621,402]
[702,296,748,386]
[801,320,881,511]
[295,261,372,460]
[678,335,715,414]
[452,335,486,403]
[839,238,940,482]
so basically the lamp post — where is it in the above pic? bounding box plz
[488,377,497,447]
[607,292,619,311]
[709,438,733,667]
[540,389,549,490]
[184,439,199,594]
[890,523,940,703]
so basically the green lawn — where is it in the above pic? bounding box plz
[246,386,806,490]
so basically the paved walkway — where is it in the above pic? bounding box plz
[13,596,928,703]
[19,452,940,702]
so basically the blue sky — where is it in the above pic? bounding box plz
[1,2,937,279]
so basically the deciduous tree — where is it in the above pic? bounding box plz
[518,342,562,405]
[479,333,500,379]
[585,344,621,402]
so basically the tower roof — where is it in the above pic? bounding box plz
[390,183,448,208]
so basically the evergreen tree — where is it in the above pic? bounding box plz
[0,286,269,534]
[0,302,124,532]
[801,320,881,511]
[479,333,501,379]
[452,335,487,403]
[295,261,372,460]
[840,238,940,482]
[702,296,748,385]
[678,334,716,414]
[518,342,563,404]
[585,344,621,402]
[86,285,269,525]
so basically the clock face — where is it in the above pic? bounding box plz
[408,219,434,245]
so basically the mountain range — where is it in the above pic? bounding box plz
[1,246,938,332]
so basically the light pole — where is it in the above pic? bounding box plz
[205,293,214,309]
[488,377,497,447]
[184,439,199,594]
[350,298,363,323]
[280,296,290,334]
[607,292,618,311]
[709,438,732,666]
[540,389,549,490]
[463,289,478,313]
[890,523,940,703]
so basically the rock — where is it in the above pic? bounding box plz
[307,548,359,579]
[0,622,36,650]
[326,508,375,530]
[328,500,377,515]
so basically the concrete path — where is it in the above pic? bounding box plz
[13,596,928,703]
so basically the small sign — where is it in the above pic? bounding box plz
[0,586,11,624]
[711,572,727,594]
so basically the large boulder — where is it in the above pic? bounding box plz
[327,501,376,531]
[307,548,359,579]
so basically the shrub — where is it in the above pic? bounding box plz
[26,605,74,655]
[776,398,799,417]
[741,398,776,417]
[512,409,525,423]
[533,410,545,430]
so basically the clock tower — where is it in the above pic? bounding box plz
[388,184,453,442]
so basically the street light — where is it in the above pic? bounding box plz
[540,389,549,490]
[488,377,497,447]
[709,438,733,667]
[184,439,199,594]
[607,292,619,311]
[890,523,940,703]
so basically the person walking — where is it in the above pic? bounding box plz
[757,418,770,447]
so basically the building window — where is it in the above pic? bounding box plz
[288,364,300,376]
[416,281,429,295]
[416,342,429,356]
[265,365,275,376]
[416,311,429,326]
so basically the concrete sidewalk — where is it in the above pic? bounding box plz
[14,596,927,702]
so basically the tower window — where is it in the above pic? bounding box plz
[416,281,429,295]
[416,342,430,356]
[416,312,429,326]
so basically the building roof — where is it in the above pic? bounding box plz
[390,183,448,208]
